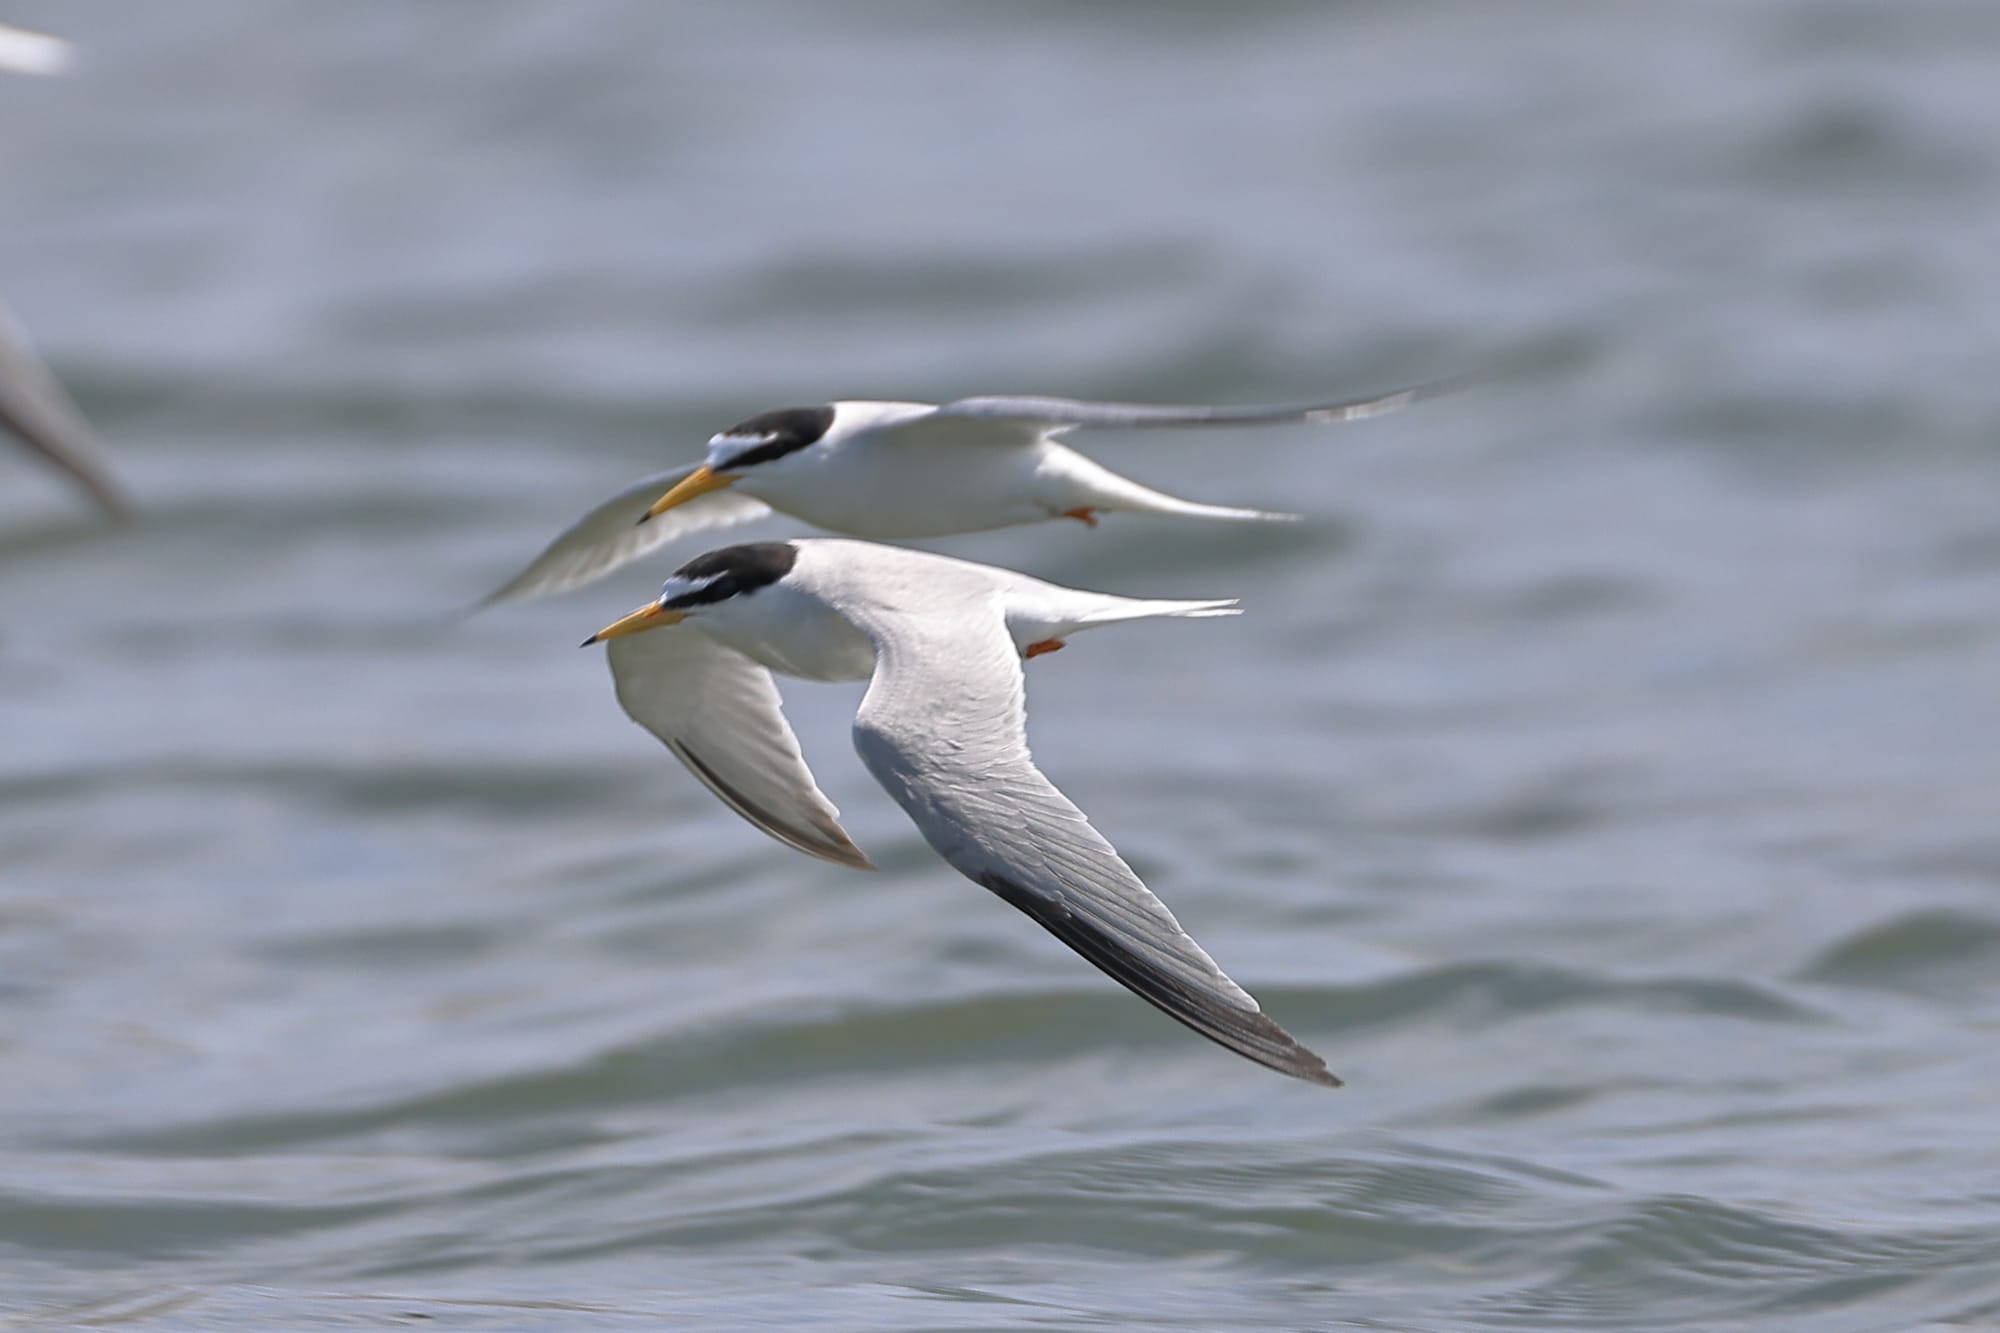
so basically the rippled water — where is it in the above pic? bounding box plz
[6,3,2000,1329]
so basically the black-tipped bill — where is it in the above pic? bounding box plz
[638,465,736,525]
[582,601,685,646]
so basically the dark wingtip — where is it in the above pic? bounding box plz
[1242,1009,1342,1088]
[92,486,137,522]
[1295,1053,1344,1089]
[976,869,1343,1088]
[668,738,870,871]
[799,820,878,872]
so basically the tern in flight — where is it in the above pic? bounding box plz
[1,25,130,517]
[582,537,1337,1086]
[485,383,1432,605]
[0,304,129,517]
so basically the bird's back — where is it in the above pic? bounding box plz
[788,540,1235,656]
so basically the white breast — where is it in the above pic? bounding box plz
[738,417,1056,538]
[691,581,878,683]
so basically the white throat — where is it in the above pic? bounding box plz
[689,583,877,683]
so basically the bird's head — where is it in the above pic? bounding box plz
[582,542,798,645]
[639,406,837,522]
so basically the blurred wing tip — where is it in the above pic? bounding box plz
[0,25,72,75]
[1305,394,1414,423]
[78,480,135,520]
[1303,376,1468,424]
[468,582,535,613]
[1301,1061,1344,1089]
[464,580,523,614]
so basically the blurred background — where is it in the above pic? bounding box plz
[5,3,2000,1329]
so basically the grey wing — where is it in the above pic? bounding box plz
[849,616,1337,1086]
[607,628,872,870]
[479,466,772,606]
[929,380,1442,437]
[0,304,128,517]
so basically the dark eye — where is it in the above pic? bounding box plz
[663,576,738,610]
[717,438,795,470]
[710,405,835,469]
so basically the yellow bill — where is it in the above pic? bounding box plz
[642,465,737,522]
[581,601,685,646]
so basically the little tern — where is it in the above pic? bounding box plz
[484,383,1430,605]
[1,302,129,518]
[2,27,129,518]
[583,538,1338,1087]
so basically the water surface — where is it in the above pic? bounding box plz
[4,3,2000,1329]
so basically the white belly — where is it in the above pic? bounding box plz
[747,440,1051,538]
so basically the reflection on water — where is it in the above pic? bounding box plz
[4,2,2000,1328]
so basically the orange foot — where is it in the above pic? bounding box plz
[1061,507,1099,527]
[1025,638,1065,659]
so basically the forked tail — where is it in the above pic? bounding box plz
[1046,450,1297,524]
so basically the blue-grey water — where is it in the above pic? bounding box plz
[5,4,2000,1329]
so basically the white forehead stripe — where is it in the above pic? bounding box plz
[659,572,724,600]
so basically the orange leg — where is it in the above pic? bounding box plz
[1025,638,1065,659]
[1060,507,1099,527]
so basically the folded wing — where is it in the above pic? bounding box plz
[480,466,772,606]
[607,627,871,869]
[849,611,1337,1085]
